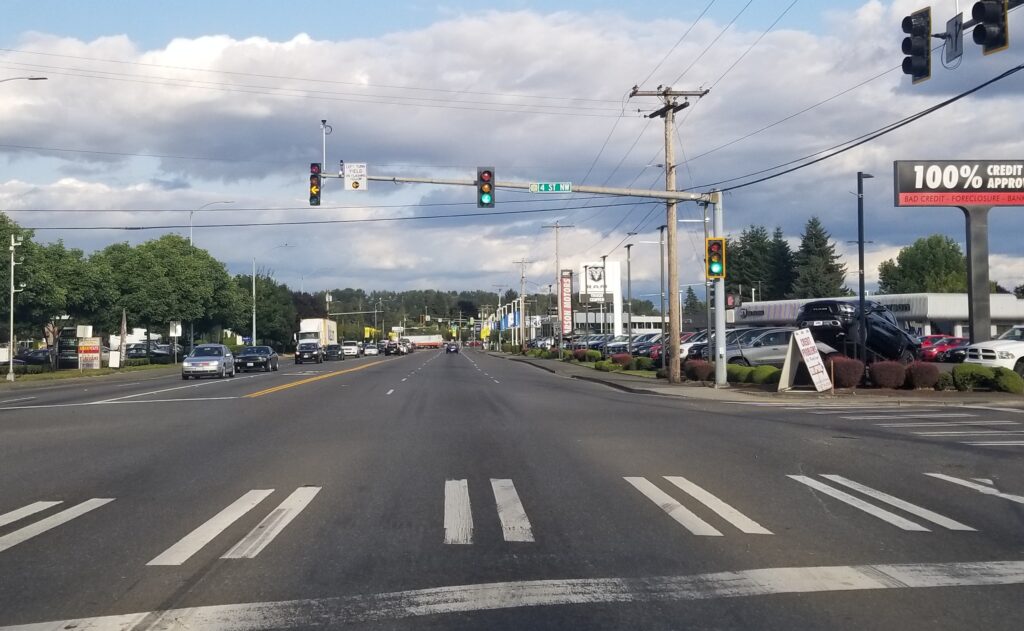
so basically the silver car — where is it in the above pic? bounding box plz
[181,344,235,379]
[721,328,796,367]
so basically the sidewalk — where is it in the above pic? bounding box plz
[488,353,1024,407]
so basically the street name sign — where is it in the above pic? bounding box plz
[529,182,572,193]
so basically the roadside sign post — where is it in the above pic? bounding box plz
[778,329,833,393]
[78,337,101,371]
[894,160,1024,343]
[170,321,182,364]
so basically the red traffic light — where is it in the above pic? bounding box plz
[480,170,492,182]
[310,162,321,175]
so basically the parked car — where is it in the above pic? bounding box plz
[236,346,279,372]
[919,334,950,348]
[794,300,920,363]
[920,337,967,362]
[324,344,345,361]
[294,341,324,364]
[709,327,796,367]
[689,327,762,361]
[965,325,1024,375]
[16,348,52,366]
[942,342,970,363]
[182,344,235,379]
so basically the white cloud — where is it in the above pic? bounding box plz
[2,2,1023,297]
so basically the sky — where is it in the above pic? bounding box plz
[1,0,1023,302]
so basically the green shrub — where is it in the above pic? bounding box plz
[595,360,624,372]
[726,364,754,383]
[655,367,669,379]
[501,343,514,354]
[934,372,954,391]
[952,364,995,391]
[905,361,940,389]
[750,365,781,385]
[585,350,602,363]
[869,361,906,389]
[992,367,1024,394]
[635,357,655,371]
[124,358,151,367]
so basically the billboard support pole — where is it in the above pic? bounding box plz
[962,206,992,343]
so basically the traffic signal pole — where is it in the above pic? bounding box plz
[711,191,727,388]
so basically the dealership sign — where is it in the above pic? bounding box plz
[894,160,1024,207]
[559,269,573,335]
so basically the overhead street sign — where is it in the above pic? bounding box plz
[894,160,1024,207]
[529,182,572,193]
[344,162,367,191]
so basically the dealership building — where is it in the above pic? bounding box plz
[731,293,1024,338]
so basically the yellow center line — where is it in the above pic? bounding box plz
[244,360,387,398]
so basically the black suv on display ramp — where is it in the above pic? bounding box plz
[795,299,920,363]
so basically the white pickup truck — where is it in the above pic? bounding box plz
[964,325,1024,375]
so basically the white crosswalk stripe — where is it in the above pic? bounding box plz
[444,479,536,544]
[925,473,1024,504]
[490,479,534,543]
[147,490,274,565]
[626,477,722,536]
[443,479,473,545]
[790,475,975,532]
[0,498,114,553]
[0,501,62,529]
[221,487,321,559]
[663,476,772,535]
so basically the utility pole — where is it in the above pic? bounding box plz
[514,259,533,352]
[543,221,574,355]
[7,235,24,382]
[630,86,709,384]
[251,257,257,345]
[600,254,608,335]
[625,243,634,353]
[658,225,666,359]
[493,285,504,350]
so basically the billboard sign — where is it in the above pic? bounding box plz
[894,160,1024,207]
[78,337,102,370]
[559,269,573,335]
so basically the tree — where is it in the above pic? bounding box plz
[682,287,705,315]
[877,235,966,294]
[790,216,849,298]
[726,225,771,299]
[236,273,297,350]
[1014,284,1024,299]
[766,227,795,300]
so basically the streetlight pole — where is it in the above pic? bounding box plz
[625,243,633,353]
[658,226,666,361]
[857,172,874,364]
[600,254,608,335]
[582,266,590,333]
[190,200,233,247]
[7,235,24,382]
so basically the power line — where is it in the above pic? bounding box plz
[670,0,754,86]
[25,200,660,230]
[0,47,623,105]
[636,0,718,89]
[710,63,1024,193]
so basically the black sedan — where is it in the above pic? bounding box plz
[235,346,279,372]
[446,343,459,354]
[17,348,53,365]
[325,344,345,361]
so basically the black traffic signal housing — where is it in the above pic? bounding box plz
[901,7,931,84]
[706,237,726,280]
[973,0,1009,55]
[477,167,495,208]
[309,162,322,206]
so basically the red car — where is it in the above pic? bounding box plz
[919,334,949,348]
[920,337,967,361]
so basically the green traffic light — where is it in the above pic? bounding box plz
[709,262,722,274]
[480,193,492,204]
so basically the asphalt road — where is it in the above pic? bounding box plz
[0,349,1021,629]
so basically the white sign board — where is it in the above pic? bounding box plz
[78,337,102,370]
[108,350,121,369]
[76,325,93,338]
[169,321,182,338]
[344,162,367,191]
[778,328,833,392]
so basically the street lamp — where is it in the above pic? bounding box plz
[857,172,874,364]
[190,200,233,247]
[624,243,634,353]
[7,235,25,382]
[640,225,668,364]
[599,254,608,335]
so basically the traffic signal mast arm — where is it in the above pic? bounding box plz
[350,174,710,203]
